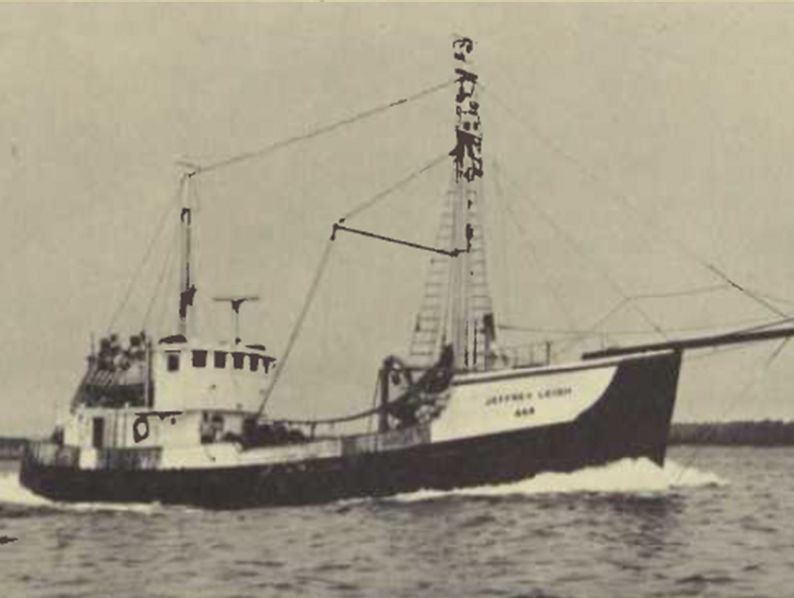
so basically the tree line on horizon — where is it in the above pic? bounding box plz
[669,420,794,446]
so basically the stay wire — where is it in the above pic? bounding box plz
[481,83,789,321]
[674,337,790,485]
[582,283,730,341]
[747,289,794,308]
[191,79,455,177]
[254,150,456,416]
[704,263,788,319]
[154,246,180,337]
[553,281,776,356]
[497,167,668,340]
[484,166,516,325]
[498,312,776,337]
[490,163,576,331]
[255,239,336,418]
[629,284,729,301]
[106,176,185,334]
[491,151,789,358]
[711,314,794,338]
[142,223,179,330]
[684,342,764,365]
[339,152,448,223]
[554,299,630,356]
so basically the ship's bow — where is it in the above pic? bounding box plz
[575,350,683,467]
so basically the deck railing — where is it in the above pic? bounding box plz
[26,441,79,468]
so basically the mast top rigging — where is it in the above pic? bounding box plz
[160,77,455,341]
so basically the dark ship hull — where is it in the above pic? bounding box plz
[20,351,681,508]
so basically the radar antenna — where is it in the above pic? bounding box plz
[212,295,260,345]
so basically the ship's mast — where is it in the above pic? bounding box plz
[178,174,196,337]
[448,37,484,369]
[407,37,492,370]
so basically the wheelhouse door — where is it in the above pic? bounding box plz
[92,417,105,449]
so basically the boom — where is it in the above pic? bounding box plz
[582,324,794,360]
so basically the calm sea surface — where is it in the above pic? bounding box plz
[0,446,792,598]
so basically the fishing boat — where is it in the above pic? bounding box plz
[20,38,794,508]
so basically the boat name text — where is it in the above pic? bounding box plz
[484,386,572,407]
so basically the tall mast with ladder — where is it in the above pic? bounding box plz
[409,37,494,370]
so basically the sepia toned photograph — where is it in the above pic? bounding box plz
[1,2,793,597]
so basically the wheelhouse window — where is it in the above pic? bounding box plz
[192,350,208,368]
[214,351,227,369]
[232,352,246,370]
[262,357,275,375]
[249,354,259,372]
[167,353,180,372]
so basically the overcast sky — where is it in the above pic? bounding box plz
[3,3,794,436]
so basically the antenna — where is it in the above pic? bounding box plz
[212,295,260,345]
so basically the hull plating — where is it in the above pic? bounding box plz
[20,352,682,508]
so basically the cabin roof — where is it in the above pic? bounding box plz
[157,337,274,358]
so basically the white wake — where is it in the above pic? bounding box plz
[388,458,727,503]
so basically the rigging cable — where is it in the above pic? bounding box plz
[331,152,466,256]
[741,288,794,308]
[626,284,730,301]
[498,303,774,337]
[700,313,794,338]
[106,175,186,334]
[552,283,735,356]
[154,247,180,337]
[497,167,668,340]
[254,151,453,417]
[490,160,577,331]
[338,152,448,222]
[485,165,516,325]
[563,297,794,358]
[188,79,455,177]
[684,341,769,365]
[255,239,336,418]
[674,337,790,484]
[480,84,789,321]
[141,222,179,330]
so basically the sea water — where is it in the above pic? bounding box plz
[0,446,791,598]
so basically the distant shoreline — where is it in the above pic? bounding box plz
[0,437,27,460]
[669,421,794,446]
[1,421,794,459]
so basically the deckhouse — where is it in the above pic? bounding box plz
[62,335,277,452]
